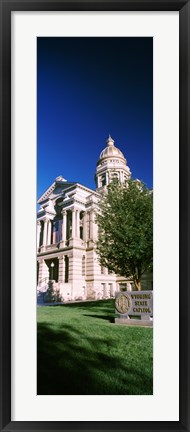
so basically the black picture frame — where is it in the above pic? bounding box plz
[0,1,189,431]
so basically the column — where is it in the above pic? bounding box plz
[37,221,41,249]
[43,219,48,246]
[47,220,52,245]
[89,212,92,239]
[62,210,67,242]
[103,283,108,297]
[58,256,65,283]
[90,211,95,240]
[93,211,98,239]
[83,212,87,241]
[72,209,76,238]
[76,210,80,238]
[87,211,90,239]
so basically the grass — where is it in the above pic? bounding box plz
[37,299,153,395]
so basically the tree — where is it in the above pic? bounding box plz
[96,179,153,290]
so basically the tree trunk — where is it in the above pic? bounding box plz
[134,279,142,291]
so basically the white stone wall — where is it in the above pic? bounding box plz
[38,259,49,286]
[68,250,86,300]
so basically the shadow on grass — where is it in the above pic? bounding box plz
[83,314,115,323]
[50,300,116,319]
[53,299,114,309]
[37,321,153,396]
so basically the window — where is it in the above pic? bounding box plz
[101,283,106,296]
[82,256,85,276]
[119,283,127,292]
[108,283,113,296]
[80,226,83,240]
[65,256,69,283]
[101,175,106,187]
[112,173,119,183]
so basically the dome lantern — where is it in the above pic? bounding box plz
[107,134,115,147]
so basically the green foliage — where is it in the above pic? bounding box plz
[96,180,153,290]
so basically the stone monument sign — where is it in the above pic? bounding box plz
[115,291,153,326]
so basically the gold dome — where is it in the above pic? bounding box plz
[99,135,125,162]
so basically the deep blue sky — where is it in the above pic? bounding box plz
[37,37,153,199]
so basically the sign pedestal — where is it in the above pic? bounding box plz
[114,317,153,327]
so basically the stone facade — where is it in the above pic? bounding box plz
[37,136,152,301]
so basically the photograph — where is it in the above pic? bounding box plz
[36,36,153,395]
[1,0,189,429]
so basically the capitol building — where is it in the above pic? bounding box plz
[37,136,152,301]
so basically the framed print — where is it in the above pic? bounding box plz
[0,0,189,431]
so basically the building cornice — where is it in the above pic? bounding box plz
[38,180,100,205]
[37,181,56,204]
[37,181,76,204]
[64,182,100,197]
[37,244,86,258]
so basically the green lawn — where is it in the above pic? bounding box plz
[37,299,153,395]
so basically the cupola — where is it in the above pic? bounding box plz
[95,135,131,192]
